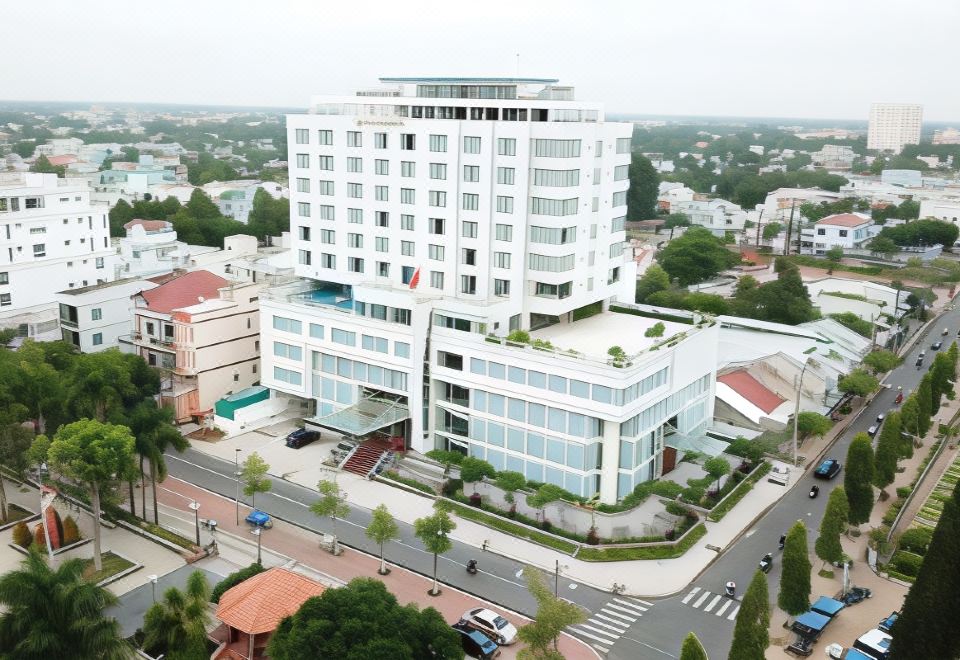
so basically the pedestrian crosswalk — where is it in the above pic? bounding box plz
[570,597,653,654]
[679,586,740,622]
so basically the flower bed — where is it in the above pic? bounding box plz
[707,462,772,522]
[576,524,707,562]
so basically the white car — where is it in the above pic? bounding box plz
[460,607,518,645]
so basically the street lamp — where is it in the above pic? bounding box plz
[189,501,201,546]
[554,560,569,598]
[148,574,158,603]
[235,448,242,526]
[792,358,818,468]
[252,527,262,565]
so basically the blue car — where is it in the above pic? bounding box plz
[245,510,273,528]
[814,459,842,479]
[879,611,899,633]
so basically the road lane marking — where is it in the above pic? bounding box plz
[728,605,741,620]
[681,587,700,604]
[595,612,631,627]
[603,605,639,620]
[599,608,636,623]
[580,624,620,641]
[586,618,626,634]
[703,595,722,612]
[634,598,654,607]
[574,628,620,645]
[692,591,711,608]
[592,644,610,654]
[613,597,647,612]
[715,599,733,617]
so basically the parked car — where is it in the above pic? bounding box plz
[879,611,899,633]
[759,552,773,573]
[916,357,924,367]
[460,608,518,645]
[814,459,842,479]
[868,425,879,437]
[931,341,943,351]
[285,428,320,449]
[876,413,885,424]
[451,622,500,660]
[245,510,272,528]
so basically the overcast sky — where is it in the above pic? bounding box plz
[5,0,958,121]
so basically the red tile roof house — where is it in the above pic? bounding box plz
[800,213,873,256]
[131,270,263,423]
[210,567,325,659]
[715,369,792,430]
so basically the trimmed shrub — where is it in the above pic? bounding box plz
[890,550,924,577]
[62,515,80,545]
[441,478,463,497]
[899,527,934,555]
[211,563,265,604]
[425,449,465,466]
[33,523,45,549]
[12,521,31,548]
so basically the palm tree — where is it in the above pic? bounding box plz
[128,401,188,523]
[0,548,132,659]
[142,570,211,660]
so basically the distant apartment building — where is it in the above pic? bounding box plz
[132,270,262,422]
[932,128,960,145]
[202,180,288,223]
[810,144,855,169]
[867,103,922,153]
[0,172,114,340]
[919,199,960,227]
[800,213,873,255]
[56,277,157,352]
[672,198,746,235]
[258,77,719,504]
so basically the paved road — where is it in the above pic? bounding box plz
[615,312,960,660]
[164,448,670,657]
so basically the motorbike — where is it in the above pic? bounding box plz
[778,534,786,550]
[895,391,903,405]
[724,581,736,598]
[842,586,872,605]
[809,485,820,498]
[466,559,478,575]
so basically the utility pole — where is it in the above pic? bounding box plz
[783,200,797,256]
[755,208,764,246]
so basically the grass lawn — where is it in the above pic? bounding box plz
[2,504,35,525]
[81,552,134,584]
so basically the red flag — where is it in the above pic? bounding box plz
[409,267,421,289]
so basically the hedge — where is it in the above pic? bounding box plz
[889,550,924,577]
[211,563,265,603]
[382,471,436,495]
[707,462,772,522]
[609,305,694,325]
[898,527,933,555]
[446,501,578,554]
[576,524,706,561]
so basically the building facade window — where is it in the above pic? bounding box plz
[462,221,477,238]
[295,128,309,144]
[495,224,513,241]
[497,167,515,185]
[318,129,333,145]
[497,138,516,156]
[429,134,447,152]
[496,196,514,214]
[463,136,481,153]
[463,165,480,182]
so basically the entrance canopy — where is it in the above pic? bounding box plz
[307,395,409,437]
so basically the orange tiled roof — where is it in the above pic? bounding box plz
[216,568,325,635]
[718,370,785,414]
[139,270,227,314]
[124,219,170,231]
[816,213,869,228]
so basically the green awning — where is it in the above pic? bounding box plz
[664,428,730,457]
[307,397,409,437]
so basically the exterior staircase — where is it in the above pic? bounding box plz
[341,439,392,478]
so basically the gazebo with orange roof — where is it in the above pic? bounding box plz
[211,567,325,659]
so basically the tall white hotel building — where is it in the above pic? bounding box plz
[260,78,716,504]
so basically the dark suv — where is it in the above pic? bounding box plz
[285,428,320,449]
[451,622,500,660]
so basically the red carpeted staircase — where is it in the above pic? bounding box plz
[341,439,392,478]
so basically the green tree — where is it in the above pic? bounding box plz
[365,504,400,575]
[815,486,849,565]
[778,520,812,615]
[67,350,157,423]
[664,212,691,239]
[240,452,271,509]
[246,188,290,239]
[142,570,211,660]
[916,373,933,436]
[703,456,731,493]
[267,578,462,660]
[930,352,954,413]
[829,312,873,338]
[47,419,137,571]
[108,199,136,236]
[495,470,527,513]
[518,567,586,658]
[185,188,221,220]
[825,246,844,263]
[869,236,899,259]
[414,503,456,596]
[899,396,920,457]
[210,563,264,604]
[796,412,832,439]
[890,478,960,659]
[31,154,65,177]
[459,456,497,485]
[732,264,817,325]
[727,570,770,660]
[657,226,737,286]
[874,411,902,492]
[16,340,67,435]
[627,153,659,220]
[863,349,901,374]
[0,424,34,523]
[680,632,709,660]
[762,222,782,240]
[0,549,132,660]
[310,479,349,546]
[635,264,671,303]
[844,433,875,525]
[526,483,566,525]
[127,401,187,524]
[837,368,879,398]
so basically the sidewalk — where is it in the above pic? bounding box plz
[183,426,788,597]
[154,477,597,660]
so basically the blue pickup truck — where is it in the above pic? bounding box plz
[245,510,273,528]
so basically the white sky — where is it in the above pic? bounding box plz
[4,0,959,121]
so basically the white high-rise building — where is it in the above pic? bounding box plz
[0,172,115,340]
[260,77,717,503]
[867,103,922,153]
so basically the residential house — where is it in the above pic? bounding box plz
[673,198,747,235]
[800,213,872,255]
[117,220,193,279]
[56,277,157,353]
